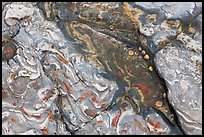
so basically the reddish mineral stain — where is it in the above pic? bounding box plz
[79,96,86,102]
[63,81,73,95]
[96,120,104,124]
[140,71,147,77]
[57,54,69,64]
[112,109,121,126]
[155,100,163,108]
[10,116,18,123]
[32,114,42,119]
[117,70,123,77]
[2,91,9,98]
[80,92,95,102]
[134,118,149,132]
[154,122,160,129]
[19,107,29,115]
[135,83,151,94]
[147,117,161,129]
[32,82,40,89]
[9,72,17,79]
[47,109,55,121]
[5,47,14,59]
[91,96,99,104]
[12,102,17,106]
[100,103,107,108]
[84,109,97,117]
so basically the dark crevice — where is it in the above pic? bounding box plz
[152,59,186,135]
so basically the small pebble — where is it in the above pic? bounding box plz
[128,50,134,56]
[144,54,149,60]
[156,100,163,108]
[141,50,146,55]
[148,66,153,71]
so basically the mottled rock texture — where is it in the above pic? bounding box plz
[2,2,202,135]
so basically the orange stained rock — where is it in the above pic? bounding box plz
[47,109,55,121]
[9,72,17,79]
[42,127,48,135]
[155,100,163,108]
[189,25,196,33]
[158,39,170,46]
[123,2,141,29]
[100,103,108,108]
[5,46,14,59]
[71,2,77,5]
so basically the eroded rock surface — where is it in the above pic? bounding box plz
[2,2,202,135]
[155,46,202,135]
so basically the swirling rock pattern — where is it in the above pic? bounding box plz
[2,2,202,135]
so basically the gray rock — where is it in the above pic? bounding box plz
[132,2,202,20]
[155,46,202,135]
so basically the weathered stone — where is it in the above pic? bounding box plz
[155,46,202,135]
[2,2,202,135]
